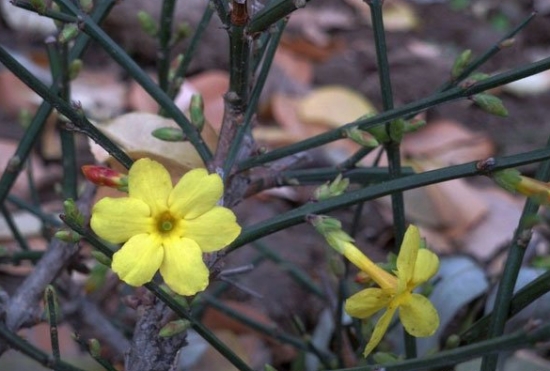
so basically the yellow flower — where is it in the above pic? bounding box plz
[90,158,241,296]
[342,226,439,357]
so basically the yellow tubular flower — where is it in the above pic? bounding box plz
[342,225,439,357]
[90,158,241,296]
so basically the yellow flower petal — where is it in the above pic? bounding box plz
[182,207,241,252]
[411,249,439,286]
[396,225,420,290]
[345,288,392,318]
[169,169,223,219]
[111,233,164,286]
[91,197,153,243]
[129,158,173,214]
[363,305,398,357]
[399,293,439,337]
[160,237,210,296]
[342,242,397,290]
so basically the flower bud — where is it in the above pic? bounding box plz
[493,169,550,204]
[471,93,508,117]
[68,59,83,80]
[345,127,379,148]
[314,174,350,201]
[159,319,191,337]
[152,127,186,142]
[451,49,472,79]
[63,198,84,226]
[55,229,82,243]
[190,94,205,133]
[81,165,128,191]
[137,11,158,37]
[88,338,101,358]
[58,24,79,44]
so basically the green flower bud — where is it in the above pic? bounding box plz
[314,174,350,201]
[190,94,205,132]
[63,198,85,226]
[88,338,101,358]
[345,127,379,148]
[54,229,82,243]
[152,127,187,142]
[159,319,191,337]
[451,49,472,79]
[68,59,83,80]
[137,11,158,37]
[58,24,79,44]
[471,93,508,117]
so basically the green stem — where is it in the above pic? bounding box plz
[158,0,177,92]
[0,0,116,204]
[332,322,550,371]
[440,11,537,91]
[460,268,550,344]
[7,195,61,227]
[0,44,132,170]
[0,204,31,251]
[238,55,550,171]
[11,0,77,22]
[481,138,550,371]
[167,3,214,99]
[211,0,230,26]
[229,146,550,252]
[280,166,412,186]
[45,287,61,362]
[52,0,212,164]
[338,147,376,169]
[0,322,84,371]
[200,293,322,354]
[222,19,286,176]
[247,0,310,34]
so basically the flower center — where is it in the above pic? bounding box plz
[156,211,176,234]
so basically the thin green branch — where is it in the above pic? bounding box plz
[247,0,310,34]
[0,204,31,251]
[481,138,550,371]
[167,3,214,99]
[45,287,61,362]
[238,55,550,171]
[158,0,177,92]
[51,0,213,164]
[11,0,77,22]
[440,11,537,91]
[229,146,550,252]
[0,0,116,204]
[0,322,85,371]
[331,322,550,371]
[280,166,413,186]
[0,44,132,170]
[200,293,325,354]
[7,195,61,227]
[460,268,550,344]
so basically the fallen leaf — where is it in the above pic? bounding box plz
[91,112,217,176]
[297,85,377,128]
